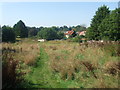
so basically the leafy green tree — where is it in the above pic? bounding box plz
[69,27,72,30]
[73,25,86,32]
[71,35,85,43]
[39,26,44,32]
[37,28,58,40]
[86,5,110,40]
[13,20,28,38]
[57,32,64,39]
[51,26,59,31]
[98,8,120,41]
[2,25,15,42]
[86,27,95,40]
[28,27,38,37]
[62,26,69,31]
[59,27,63,31]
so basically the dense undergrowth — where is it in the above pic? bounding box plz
[2,39,120,88]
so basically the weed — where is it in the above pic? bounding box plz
[2,39,119,88]
[2,52,24,88]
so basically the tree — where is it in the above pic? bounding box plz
[51,26,59,31]
[69,27,72,30]
[62,26,69,31]
[28,27,38,37]
[13,20,28,38]
[98,8,120,41]
[57,32,64,39]
[37,28,58,40]
[73,25,86,32]
[86,27,95,40]
[2,25,15,42]
[86,5,110,40]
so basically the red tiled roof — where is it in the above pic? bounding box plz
[65,30,74,35]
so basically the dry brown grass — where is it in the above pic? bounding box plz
[2,39,119,88]
[104,60,120,75]
[2,39,40,66]
[39,40,119,88]
[2,39,40,88]
[2,51,24,88]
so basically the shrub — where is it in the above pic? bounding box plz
[2,51,25,88]
[70,36,82,43]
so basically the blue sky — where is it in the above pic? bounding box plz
[0,2,118,27]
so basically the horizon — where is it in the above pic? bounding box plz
[0,2,118,28]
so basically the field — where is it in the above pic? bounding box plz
[2,38,120,88]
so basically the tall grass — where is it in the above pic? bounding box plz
[2,51,24,88]
[37,40,120,88]
[2,39,120,88]
[2,39,40,88]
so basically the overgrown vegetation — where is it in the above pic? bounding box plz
[2,4,120,89]
[86,5,120,41]
[2,26,16,43]
[35,40,119,88]
[2,48,24,88]
[2,39,40,88]
[2,39,119,88]
[2,20,86,43]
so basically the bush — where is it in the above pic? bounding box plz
[2,26,16,43]
[37,28,58,40]
[70,35,86,43]
[2,51,25,88]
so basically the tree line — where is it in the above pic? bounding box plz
[2,20,86,42]
[2,5,120,42]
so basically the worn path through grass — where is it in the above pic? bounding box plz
[22,41,119,88]
[24,47,73,88]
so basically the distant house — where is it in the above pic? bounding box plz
[64,30,76,38]
[77,31,86,36]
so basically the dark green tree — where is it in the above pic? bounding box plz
[59,26,63,31]
[37,28,58,40]
[86,5,110,40]
[57,32,64,39]
[73,25,86,32]
[2,25,15,42]
[62,26,69,31]
[69,27,72,30]
[51,26,59,31]
[13,20,28,38]
[98,8,120,41]
[71,30,77,37]
[28,27,38,37]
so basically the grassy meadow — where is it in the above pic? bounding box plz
[2,38,120,88]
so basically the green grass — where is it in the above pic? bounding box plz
[3,40,119,88]
[23,47,79,88]
[23,48,50,88]
[25,41,119,88]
